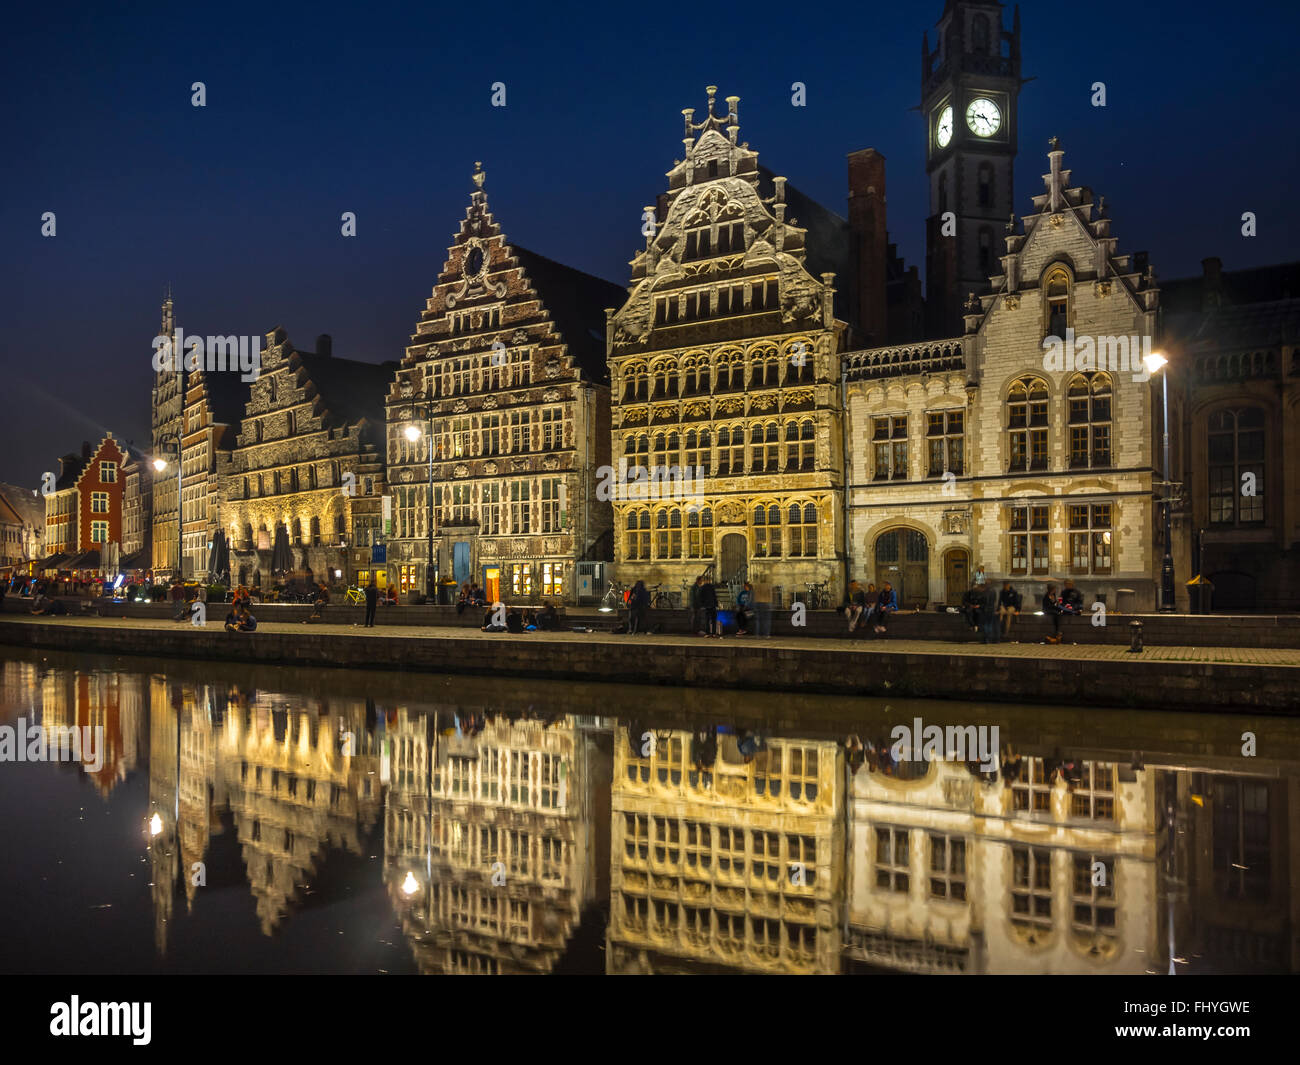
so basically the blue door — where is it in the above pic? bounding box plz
[453,541,470,586]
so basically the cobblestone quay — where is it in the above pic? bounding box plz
[1,616,1296,712]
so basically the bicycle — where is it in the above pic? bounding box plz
[599,579,627,612]
[648,583,678,609]
[804,581,831,609]
[344,587,366,606]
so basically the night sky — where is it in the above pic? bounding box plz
[3,0,1297,486]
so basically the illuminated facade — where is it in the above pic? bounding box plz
[224,330,392,589]
[385,165,619,603]
[845,144,1163,609]
[384,710,609,973]
[151,292,185,576]
[607,727,842,973]
[607,88,847,602]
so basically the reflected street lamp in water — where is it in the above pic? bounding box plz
[405,413,435,599]
[1143,352,1175,612]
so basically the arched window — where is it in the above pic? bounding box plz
[788,342,815,383]
[978,163,994,208]
[1008,377,1050,472]
[1068,373,1112,469]
[684,429,711,475]
[753,504,782,558]
[687,506,714,559]
[1045,269,1070,338]
[972,13,991,53]
[652,360,679,399]
[626,510,651,561]
[1209,408,1265,525]
[715,352,743,393]
[292,517,303,545]
[717,426,743,476]
[624,363,649,402]
[310,516,321,545]
[652,432,669,469]
[788,502,818,558]
[784,419,816,471]
[655,508,682,559]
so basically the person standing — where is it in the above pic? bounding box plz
[363,578,379,628]
[752,572,773,638]
[981,581,1000,644]
[628,579,650,635]
[735,581,753,635]
[688,575,704,635]
[700,577,720,638]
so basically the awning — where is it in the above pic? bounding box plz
[35,552,69,571]
[119,548,151,571]
[65,549,102,570]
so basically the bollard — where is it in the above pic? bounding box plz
[1128,619,1144,654]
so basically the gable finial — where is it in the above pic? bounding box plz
[472,161,485,190]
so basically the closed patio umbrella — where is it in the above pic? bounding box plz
[208,529,230,585]
[270,524,293,576]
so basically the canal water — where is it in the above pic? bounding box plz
[1,646,1296,975]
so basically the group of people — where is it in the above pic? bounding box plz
[683,574,776,638]
[843,580,899,636]
[455,582,488,615]
[480,600,561,634]
[960,569,1086,644]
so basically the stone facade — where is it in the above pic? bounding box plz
[223,329,392,589]
[121,458,151,562]
[385,165,619,604]
[846,144,1162,610]
[180,364,240,579]
[151,292,185,576]
[608,88,847,605]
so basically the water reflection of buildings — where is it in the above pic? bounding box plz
[35,666,146,797]
[607,728,844,973]
[845,751,1157,974]
[146,679,382,949]
[384,711,610,974]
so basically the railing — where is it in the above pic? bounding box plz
[844,339,967,381]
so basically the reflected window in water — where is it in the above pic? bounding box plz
[929,834,966,901]
[1213,778,1271,901]
[1012,846,1053,930]
[875,827,910,893]
[1071,854,1117,935]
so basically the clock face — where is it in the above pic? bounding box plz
[936,105,953,148]
[966,97,1002,137]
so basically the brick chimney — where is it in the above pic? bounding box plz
[315,334,333,358]
[847,148,888,348]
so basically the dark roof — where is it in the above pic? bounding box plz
[294,352,398,427]
[55,454,86,491]
[0,492,22,526]
[1162,261,1300,316]
[511,245,624,384]
[201,367,251,427]
[1165,298,1300,351]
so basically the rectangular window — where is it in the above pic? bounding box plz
[100,461,117,482]
[541,408,562,450]
[510,480,531,534]
[1009,504,1050,576]
[872,416,908,481]
[91,491,109,514]
[926,410,964,477]
[929,834,967,901]
[91,520,108,544]
[874,826,910,893]
[1012,846,1053,929]
[541,478,562,533]
[1068,503,1113,575]
[1071,854,1117,935]
[541,561,564,597]
[510,563,532,598]
[481,483,501,535]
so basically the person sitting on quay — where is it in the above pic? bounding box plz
[998,580,1022,639]
[169,578,187,622]
[1042,584,1065,644]
[384,584,398,608]
[980,580,1001,644]
[873,582,898,635]
[224,605,242,633]
[537,600,560,631]
[843,579,866,633]
[236,605,258,632]
[305,581,329,622]
[30,593,67,616]
[455,583,470,615]
[735,581,753,636]
[961,582,984,632]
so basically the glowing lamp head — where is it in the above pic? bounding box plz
[152,458,167,472]
[1143,352,1168,375]
[404,426,421,442]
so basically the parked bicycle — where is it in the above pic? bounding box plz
[804,581,831,609]
[648,583,678,609]
[600,579,628,612]
[344,587,366,606]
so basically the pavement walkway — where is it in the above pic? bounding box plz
[7,614,1300,668]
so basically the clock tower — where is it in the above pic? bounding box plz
[922,1,1023,337]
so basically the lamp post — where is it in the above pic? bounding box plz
[152,431,183,581]
[1143,352,1175,612]
[404,399,435,600]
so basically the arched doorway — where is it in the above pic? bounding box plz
[874,528,930,609]
[943,548,970,605]
[719,532,748,585]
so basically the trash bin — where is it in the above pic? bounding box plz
[1115,588,1136,614]
[1186,575,1213,615]
[437,582,457,606]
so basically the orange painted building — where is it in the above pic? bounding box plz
[74,434,128,551]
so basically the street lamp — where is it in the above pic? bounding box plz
[405,411,435,599]
[152,431,183,580]
[1143,352,1175,612]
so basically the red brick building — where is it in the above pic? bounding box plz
[74,434,128,552]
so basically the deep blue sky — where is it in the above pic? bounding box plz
[3,0,1297,486]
